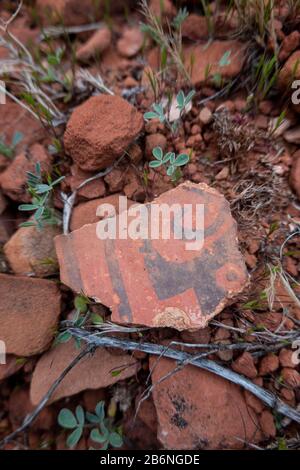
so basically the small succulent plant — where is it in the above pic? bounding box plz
[58,401,123,450]
[149,146,190,180]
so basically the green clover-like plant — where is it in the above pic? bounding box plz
[18,162,64,230]
[149,146,189,181]
[58,401,123,450]
[0,131,23,159]
[144,103,165,123]
[143,89,195,136]
[58,406,85,449]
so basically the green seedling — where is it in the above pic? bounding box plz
[149,146,189,180]
[58,401,123,450]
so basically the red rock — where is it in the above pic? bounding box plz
[278,50,300,89]
[82,389,106,412]
[215,166,229,181]
[0,191,7,215]
[70,195,134,231]
[259,100,273,115]
[149,0,176,21]
[76,27,111,62]
[136,396,158,433]
[0,15,38,60]
[145,134,167,160]
[199,107,213,125]
[55,182,248,330]
[281,368,300,388]
[36,0,135,25]
[244,390,264,414]
[280,388,295,404]
[284,126,300,144]
[64,95,144,171]
[279,31,300,62]
[4,224,60,277]
[185,40,246,86]
[9,388,54,431]
[64,165,106,200]
[104,168,125,193]
[0,213,15,244]
[232,352,257,379]
[0,101,45,155]
[182,14,208,41]
[0,144,51,202]
[30,341,138,405]
[127,143,143,165]
[279,348,296,368]
[259,354,279,376]
[259,410,276,438]
[117,27,144,58]
[0,274,61,356]
[150,356,262,449]
[290,151,300,199]
[0,355,23,382]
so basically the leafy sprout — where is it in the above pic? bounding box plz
[149,146,190,180]
[58,401,123,450]
[0,131,23,159]
[144,89,195,135]
[172,7,189,30]
[18,162,64,230]
[55,293,92,347]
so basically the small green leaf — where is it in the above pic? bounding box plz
[66,426,83,448]
[86,412,101,424]
[19,221,37,228]
[56,331,72,344]
[111,369,122,377]
[12,131,23,147]
[91,313,104,325]
[162,152,174,164]
[90,428,107,444]
[109,432,123,448]
[18,204,40,211]
[74,294,88,313]
[174,153,189,166]
[144,111,158,120]
[185,90,195,104]
[152,146,163,161]
[167,165,175,176]
[219,50,231,67]
[149,160,162,168]
[58,409,77,429]
[95,401,105,421]
[176,90,185,109]
[75,406,85,426]
[35,184,51,194]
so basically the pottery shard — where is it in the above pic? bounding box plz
[184,40,246,86]
[0,274,61,356]
[150,356,262,449]
[70,195,135,232]
[55,182,248,330]
[64,95,144,171]
[30,340,138,405]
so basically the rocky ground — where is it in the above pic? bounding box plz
[0,0,300,451]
